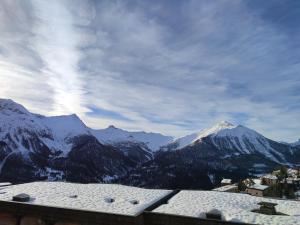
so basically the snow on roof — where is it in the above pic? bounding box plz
[0,182,11,187]
[213,185,237,192]
[263,174,278,180]
[0,182,172,216]
[253,179,261,184]
[221,179,232,184]
[153,190,300,225]
[247,184,269,191]
[288,168,299,175]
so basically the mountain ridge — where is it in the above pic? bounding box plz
[0,98,299,187]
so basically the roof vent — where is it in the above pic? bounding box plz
[206,209,223,220]
[252,201,287,215]
[69,195,78,198]
[104,197,115,203]
[130,200,139,205]
[12,193,30,202]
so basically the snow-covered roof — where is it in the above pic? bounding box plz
[286,177,300,183]
[221,179,232,184]
[153,190,300,225]
[288,168,299,176]
[0,182,11,187]
[263,174,278,180]
[213,185,237,192]
[253,179,262,184]
[247,184,269,191]
[0,182,172,216]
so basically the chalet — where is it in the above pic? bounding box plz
[262,174,278,186]
[246,184,270,197]
[242,178,256,187]
[286,177,300,187]
[287,168,300,177]
[272,170,280,176]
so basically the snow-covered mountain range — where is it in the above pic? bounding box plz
[93,125,173,152]
[0,99,172,183]
[164,121,295,164]
[124,121,300,188]
[0,99,299,187]
[0,99,172,155]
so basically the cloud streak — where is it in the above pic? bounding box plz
[0,0,299,141]
[31,0,89,115]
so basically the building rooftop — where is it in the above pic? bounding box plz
[213,185,237,192]
[153,190,300,225]
[252,179,261,184]
[221,179,232,184]
[262,174,278,180]
[0,182,172,216]
[0,182,12,187]
[247,184,269,191]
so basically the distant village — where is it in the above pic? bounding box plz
[214,166,300,200]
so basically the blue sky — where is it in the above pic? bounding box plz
[0,0,299,141]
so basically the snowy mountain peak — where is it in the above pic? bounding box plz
[41,114,90,140]
[215,120,234,128]
[106,125,120,130]
[0,99,30,115]
[168,121,236,150]
[168,121,287,163]
[92,126,173,152]
[200,121,236,138]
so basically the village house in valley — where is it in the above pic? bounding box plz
[245,184,270,197]
[261,174,278,186]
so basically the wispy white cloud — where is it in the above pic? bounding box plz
[31,0,89,115]
[0,0,299,141]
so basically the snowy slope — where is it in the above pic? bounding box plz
[92,125,173,151]
[0,99,52,154]
[210,124,286,161]
[170,121,235,149]
[42,114,91,139]
[0,99,50,137]
[0,99,92,156]
[290,139,300,147]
